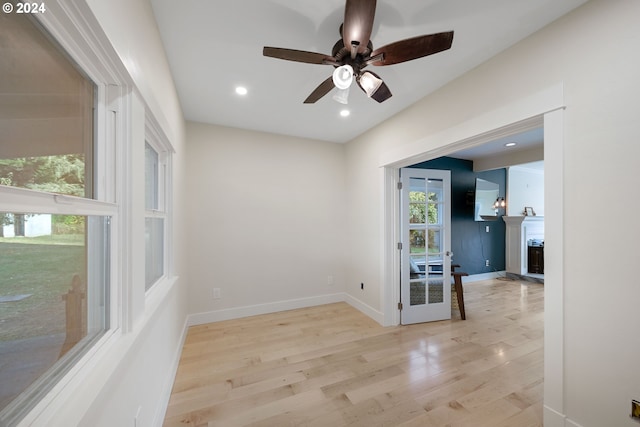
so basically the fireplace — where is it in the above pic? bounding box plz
[503,216,544,276]
[527,240,544,274]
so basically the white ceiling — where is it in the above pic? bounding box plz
[451,127,544,164]
[150,0,587,148]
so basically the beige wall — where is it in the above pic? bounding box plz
[186,122,347,318]
[507,165,544,217]
[345,0,640,426]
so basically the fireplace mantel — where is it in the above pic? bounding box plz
[502,215,544,224]
[502,216,544,275]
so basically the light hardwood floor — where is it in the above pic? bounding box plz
[164,278,544,427]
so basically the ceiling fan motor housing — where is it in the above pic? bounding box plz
[331,38,374,74]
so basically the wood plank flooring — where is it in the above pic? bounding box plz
[164,278,544,427]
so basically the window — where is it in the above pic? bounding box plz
[0,10,94,199]
[0,10,115,423]
[145,143,159,211]
[0,214,110,419]
[144,137,169,291]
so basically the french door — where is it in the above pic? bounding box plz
[400,168,452,324]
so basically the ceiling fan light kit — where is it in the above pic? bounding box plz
[332,64,354,90]
[333,87,351,104]
[358,71,383,97]
[263,0,454,105]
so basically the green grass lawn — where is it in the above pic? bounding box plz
[0,234,84,245]
[0,235,85,341]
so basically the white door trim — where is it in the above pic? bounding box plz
[380,83,565,421]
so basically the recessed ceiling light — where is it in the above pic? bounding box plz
[235,86,248,96]
[340,109,350,117]
[505,142,517,147]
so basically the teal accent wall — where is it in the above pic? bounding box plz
[409,157,506,276]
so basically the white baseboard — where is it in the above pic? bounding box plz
[544,405,566,427]
[464,271,506,283]
[187,293,346,326]
[153,315,189,426]
[544,405,586,427]
[343,293,385,325]
[186,292,385,327]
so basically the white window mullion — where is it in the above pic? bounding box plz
[0,186,118,217]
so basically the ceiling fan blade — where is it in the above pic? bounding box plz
[343,0,376,55]
[304,76,335,103]
[263,47,333,65]
[370,31,454,66]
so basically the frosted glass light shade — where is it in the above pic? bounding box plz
[332,65,353,90]
[358,71,383,97]
[333,87,350,104]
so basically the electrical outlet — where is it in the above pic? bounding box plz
[485,260,490,267]
[485,225,490,233]
[213,288,221,299]
[327,275,334,286]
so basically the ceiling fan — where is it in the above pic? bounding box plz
[263,0,454,104]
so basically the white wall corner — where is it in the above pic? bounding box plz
[543,406,586,427]
[565,418,586,427]
[544,405,567,427]
[344,293,385,326]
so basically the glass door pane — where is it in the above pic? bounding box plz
[408,178,426,306]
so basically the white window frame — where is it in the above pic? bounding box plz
[0,3,136,425]
[144,116,173,293]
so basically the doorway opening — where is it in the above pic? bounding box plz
[380,101,565,422]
